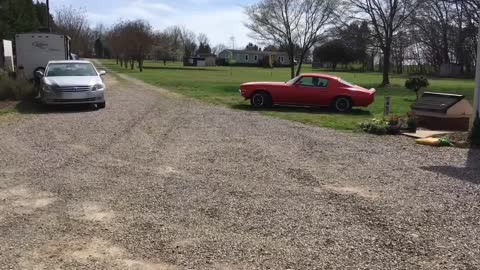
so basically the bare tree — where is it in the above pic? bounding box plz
[180,27,197,64]
[212,43,227,55]
[152,31,176,65]
[107,20,153,72]
[350,0,422,85]
[245,0,337,78]
[197,33,209,47]
[54,5,93,57]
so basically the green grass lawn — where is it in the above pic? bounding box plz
[99,59,475,131]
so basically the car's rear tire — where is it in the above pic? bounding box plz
[332,96,352,113]
[97,102,106,109]
[250,91,272,108]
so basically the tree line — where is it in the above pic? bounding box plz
[246,0,479,84]
[0,0,104,57]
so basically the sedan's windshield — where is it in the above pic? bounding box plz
[46,63,97,77]
[287,76,301,84]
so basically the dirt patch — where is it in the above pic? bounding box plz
[123,259,179,270]
[320,185,379,199]
[0,185,56,214]
[0,100,18,110]
[71,202,115,223]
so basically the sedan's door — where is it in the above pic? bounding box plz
[293,76,331,106]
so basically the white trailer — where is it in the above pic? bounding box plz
[15,33,71,80]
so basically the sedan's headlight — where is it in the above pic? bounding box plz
[42,84,53,91]
[93,84,105,91]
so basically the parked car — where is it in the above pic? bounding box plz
[36,60,107,108]
[239,73,376,112]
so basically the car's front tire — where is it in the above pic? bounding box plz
[250,91,272,108]
[97,102,106,109]
[332,96,352,113]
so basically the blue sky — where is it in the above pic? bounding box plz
[45,0,257,47]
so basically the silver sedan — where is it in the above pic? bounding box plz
[37,60,107,108]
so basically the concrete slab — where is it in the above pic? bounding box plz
[402,130,454,139]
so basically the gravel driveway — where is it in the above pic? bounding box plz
[0,71,479,269]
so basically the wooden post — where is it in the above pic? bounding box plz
[384,96,391,117]
[474,25,480,121]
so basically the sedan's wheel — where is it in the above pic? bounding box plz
[250,92,272,108]
[333,97,352,112]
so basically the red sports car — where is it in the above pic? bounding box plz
[239,73,376,112]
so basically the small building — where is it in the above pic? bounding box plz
[411,92,473,131]
[94,38,111,59]
[218,49,290,67]
[439,63,462,77]
[184,53,216,67]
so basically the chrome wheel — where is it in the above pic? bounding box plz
[335,97,352,112]
[252,94,265,107]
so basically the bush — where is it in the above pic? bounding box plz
[359,119,388,135]
[0,77,36,101]
[406,112,418,132]
[359,114,415,135]
[405,77,429,100]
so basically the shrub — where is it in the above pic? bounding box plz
[359,119,388,135]
[405,77,429,100]
[0,77,36,101]
[407,111,418,132]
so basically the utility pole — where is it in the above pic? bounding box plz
[475,25,480,121]
[46,0,50,31]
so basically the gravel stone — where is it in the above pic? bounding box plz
[0,72,479,269]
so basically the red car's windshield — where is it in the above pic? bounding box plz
[286,76,301,84]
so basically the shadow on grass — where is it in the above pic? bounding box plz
[421,148,480,185]
[143,66,222,72]
[15,100,99,114]
[230,103,372,116]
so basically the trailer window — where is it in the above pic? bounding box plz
[46,63,97,77]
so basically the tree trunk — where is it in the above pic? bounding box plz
[130,59,134,70]
[116,57,119,65]
[138,59,143,72]
[287,44,295,79]
[295,51,308,76]
[288,55,295,78]
[381,45,391,86]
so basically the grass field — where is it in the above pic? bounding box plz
[100,59,476,131]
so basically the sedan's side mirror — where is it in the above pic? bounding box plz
[35,70,44,78]
[99,70,107,76]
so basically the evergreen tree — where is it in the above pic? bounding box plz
[0,0,41,40]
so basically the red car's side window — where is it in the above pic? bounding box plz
[298,76,329,88]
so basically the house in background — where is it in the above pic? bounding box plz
[94,38,111,59]
[218,49,290,67]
